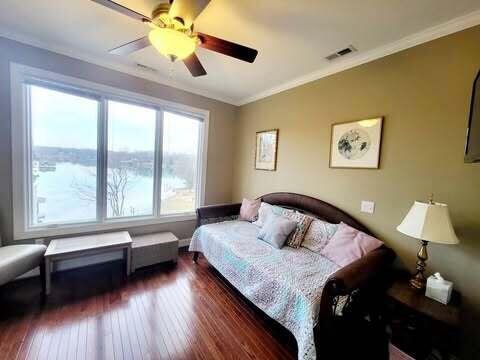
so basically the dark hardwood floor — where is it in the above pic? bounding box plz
[0,251,297,360]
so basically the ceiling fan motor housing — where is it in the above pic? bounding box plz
[152,3,186,29]
[151,3,171,20]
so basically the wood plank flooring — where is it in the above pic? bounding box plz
[0,251,297,360]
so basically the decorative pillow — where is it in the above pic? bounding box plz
[239,198,261,222]
[253,202,286,227]
[301,219,338,253]
[258,214,297,249]
[321,222,383,267]
[283,211,315,248]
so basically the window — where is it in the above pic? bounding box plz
[107,100,156,218]
[161,111,200,215]
[30,85,99,225]
[11,64,208,239]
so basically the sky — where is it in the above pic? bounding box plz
[31,85,200,154]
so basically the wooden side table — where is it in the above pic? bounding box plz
[384,277,461,359]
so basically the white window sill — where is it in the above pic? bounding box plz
[13,213,196,240]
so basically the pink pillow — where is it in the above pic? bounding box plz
[239,198,261,222]
[320,223,383,267]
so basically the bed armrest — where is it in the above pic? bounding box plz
[196,203,242,227]
[316,246,395,344]
[327,246,395,294]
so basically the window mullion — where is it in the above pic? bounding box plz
[196,121,204,209]
[25,85,34,229]
[153,108,164,217]
[97,97,108,222]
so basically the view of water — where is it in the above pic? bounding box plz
[33,162,186,224]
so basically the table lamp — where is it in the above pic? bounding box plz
[397,197,459,290]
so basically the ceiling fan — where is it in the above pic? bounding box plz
[91,0,258,77]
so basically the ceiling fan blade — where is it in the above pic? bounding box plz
[169,0,211,28]
[183,53,207,77]
[91,0,151,22]
[109,36,150,55]
[197,33,258,63]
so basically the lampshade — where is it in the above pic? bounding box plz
[149,28,198,61]
[397,201,459,244]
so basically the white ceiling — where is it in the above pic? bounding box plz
[1,0,480,105]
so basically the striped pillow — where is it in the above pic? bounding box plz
[301,219,338,253]
[283,211,314,248]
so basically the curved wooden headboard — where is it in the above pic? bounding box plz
[258,192,371,235]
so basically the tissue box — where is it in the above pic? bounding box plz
[425,274,453,304]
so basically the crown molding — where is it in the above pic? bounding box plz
[238,9,480,106]
[0,27,238,105]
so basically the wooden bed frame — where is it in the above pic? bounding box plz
[192,192,395,356]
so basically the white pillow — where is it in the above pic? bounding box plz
[252,202,289,227]
[257,214,297,249]
[301,219,338,253]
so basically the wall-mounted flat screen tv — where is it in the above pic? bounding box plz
[465,70,480,163]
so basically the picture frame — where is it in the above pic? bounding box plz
[329,117,384,169]
[255,129,279,171]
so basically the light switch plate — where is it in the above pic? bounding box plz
[361,201,375,214]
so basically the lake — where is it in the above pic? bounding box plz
[33,162,187,225]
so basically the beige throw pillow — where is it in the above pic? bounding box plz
[239,198,261,222]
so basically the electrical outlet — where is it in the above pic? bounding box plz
[361,201,375,214]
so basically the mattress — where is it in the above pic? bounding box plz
[189,220,340,360]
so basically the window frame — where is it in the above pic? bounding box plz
[11,63,209,240]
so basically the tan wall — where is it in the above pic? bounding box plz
[233,26,480,358]
[0,37,236,243]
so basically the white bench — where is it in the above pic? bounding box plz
[44,231,132,295]
[131,232,178,271]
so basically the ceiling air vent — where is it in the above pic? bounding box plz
[136,63,157,72]
[325,45,357,61]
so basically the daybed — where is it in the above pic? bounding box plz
[189,192,395,360]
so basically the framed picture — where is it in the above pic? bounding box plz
[255,129,278,171]
[330,117,383,169]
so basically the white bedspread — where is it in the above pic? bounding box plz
[189,220,340,360]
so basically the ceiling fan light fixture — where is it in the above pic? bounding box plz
[148,28,197,61]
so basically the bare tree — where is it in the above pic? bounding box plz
[72,167,136,217]
[106,167,130,217]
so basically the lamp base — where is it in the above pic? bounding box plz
[409,240,429,290]
[409,272,427,290]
